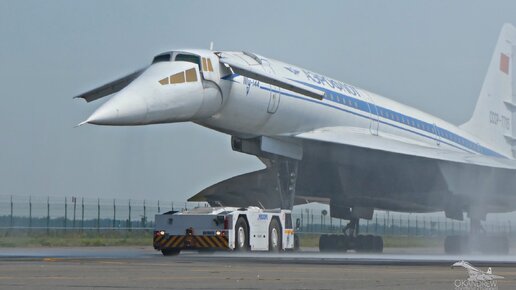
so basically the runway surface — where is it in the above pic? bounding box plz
[1,247,515,289]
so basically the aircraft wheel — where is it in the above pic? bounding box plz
[336,235,349,252]
[269,218,282,252]
[372,236,384,253]
[235,217,249,251]
[319,234,330,252]
[356,235,372,252]
[294,234,300,251]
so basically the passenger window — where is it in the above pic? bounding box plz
[185,68,197,82]
[170,71,185,84]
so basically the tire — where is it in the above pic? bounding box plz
[269,218,282,252]
[294,234,300,251]
[372,236,384,253]
[319,234,329,252]
[336,235,349,252]
[161,248,180,256]
[235,216,249,251]
[356,235,374,252]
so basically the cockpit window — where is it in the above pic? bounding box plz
[185,68,197,82]
[158,68,197,85]
[152,54,171,64]
[175,54,201,70]
[170,71,186,84]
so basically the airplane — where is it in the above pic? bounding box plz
[452,260,504,282]
[76,23,516,254]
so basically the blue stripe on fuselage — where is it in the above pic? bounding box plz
[222,74,507,159]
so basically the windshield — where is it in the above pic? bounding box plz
[152,53,171,64]
[175,54,201,70]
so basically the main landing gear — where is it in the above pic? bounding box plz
[444,216,509,254]
[319,218,384,253]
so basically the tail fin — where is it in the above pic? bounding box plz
[487,267,493,274]
[460,23,516,158]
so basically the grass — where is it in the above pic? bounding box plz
[297,233,444,248]
[0,230,151,247]
[0,230,455,249]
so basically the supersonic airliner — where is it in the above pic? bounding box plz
[77,24,516,254]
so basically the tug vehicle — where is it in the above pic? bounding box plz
[153,206,296,256]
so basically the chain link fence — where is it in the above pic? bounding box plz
[0,195,208,233]
[0,195,514,237]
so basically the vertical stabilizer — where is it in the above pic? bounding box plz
[460,23,516,158]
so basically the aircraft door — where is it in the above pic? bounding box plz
[433,123,441,146]
[363,91,379,135]
[262,60,281,114]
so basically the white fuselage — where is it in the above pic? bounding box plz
[201,54,506,159]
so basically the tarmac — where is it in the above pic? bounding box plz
[0,247,515,289]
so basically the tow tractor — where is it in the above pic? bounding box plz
[153,206,297,256]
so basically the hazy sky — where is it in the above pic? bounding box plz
[1,1,516,202]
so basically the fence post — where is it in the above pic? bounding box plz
[81,197,84,232]
[46,196,50,235]
[113,199,116,229]
[383,215,386,235]
[415,216,418,236]
[375,215,378,235]
[407,215,410,236]
[128,199,132,231]
[29,196,32,232]
[10,195,13,229]
[143,200,147,228]
[73,197,77,229]
[311,210,314,232]
[399,215,402,235]
[393,215,396,235]
[97,198,100,232]
[64,197,67,230]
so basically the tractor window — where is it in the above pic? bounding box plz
[175,54,201,71]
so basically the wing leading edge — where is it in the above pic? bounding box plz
[294,126,516,170]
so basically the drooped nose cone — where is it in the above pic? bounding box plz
[85,90,148,125]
